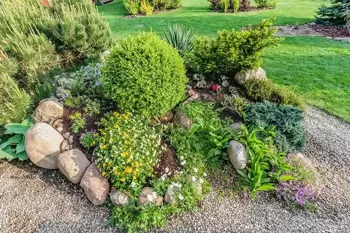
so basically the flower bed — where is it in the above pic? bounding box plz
[0,13,323,233]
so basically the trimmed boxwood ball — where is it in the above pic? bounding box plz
[102,32,188,117]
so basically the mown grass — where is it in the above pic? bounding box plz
[99,0,350,122]
[99,0,325,39]
[263,36,350,122]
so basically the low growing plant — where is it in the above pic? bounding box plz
[254,0,277,8]
[80,130,97,149]
[95,112,162,192]
[0,118,33,161]
[69,112,86,134]
[235,125,292,199]
[242,79,304,109]
[244,102,306,153]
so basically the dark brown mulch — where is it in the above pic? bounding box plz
[154,142,180,178]
[309,24,350,38]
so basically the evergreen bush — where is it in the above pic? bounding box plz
[244,102,306,153]
[102,32,188,117]
[186,19,281,80]
[0,0,112,88]
[0,73,31,125]
[316,0,350,25]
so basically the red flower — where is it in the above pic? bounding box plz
[212,84,220,92]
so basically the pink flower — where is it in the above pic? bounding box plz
[212,84,220,92]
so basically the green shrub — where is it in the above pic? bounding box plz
[102,32,187,117]
[244,102,306,153]
[124,0,141,15]
[69,112,86,134]
[95,112,162,191]
[233,0,240,12]
[124,0,181,15]
[163,24,195,55]
[242,79,304,109]
[186,19,282,79]
[0,0,112,88]
[316,0,350,25]
[0,73,31,126]
[254,0,277,8]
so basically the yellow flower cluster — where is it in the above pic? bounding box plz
[95,112,161,190]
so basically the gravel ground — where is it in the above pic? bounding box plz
[1,107,350,233]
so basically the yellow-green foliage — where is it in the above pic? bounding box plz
[102,32,188,117]
[0,0,112,87]
[186,19,282,79]
[124,0,181,15]
[0,73,31,125]
[95,112,162,190]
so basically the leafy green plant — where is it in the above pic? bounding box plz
[124,0,181,15]
[102,32,188,117]
[236,125,292,199]
[242,79,304,109]
[163,24,195,55]
[233,0,240,12]
[316,0,350,25]
[0,73,31,126]
[83,99,101,115]
[124,0,141,15]
[79,130,97,149]
[254,0,277,8]
[95,112,162,192]
[222,0,229,12]
[220,94,248,117]
[244,102,306,153]
[0,118,33,161]
[69,112,86,134]
[186,19,282,79]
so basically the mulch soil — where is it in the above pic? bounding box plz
[309,24,350,38]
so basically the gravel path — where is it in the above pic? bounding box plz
[1,107,350,233]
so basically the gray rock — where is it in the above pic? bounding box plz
[173,112,192,129]
[229,122,243,134]
[57,149,90,184]
[62,132,71,140]
[60,140,69,152]
[68,135,74,144]
[56,125,65,134]
[25,123,64,169]
[52,119,64,129]
[138,187,160,206]
[80,163,110,205]
[234,67,267,85]
[165,186,176,204]
[32,98,64,123]
[110,189,129,206]
[227,140,247,170]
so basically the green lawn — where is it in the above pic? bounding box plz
[264,37,350,122]
[99,0,325,39]
[99,0,350,122]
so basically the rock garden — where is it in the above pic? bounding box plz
[1,0,349,232]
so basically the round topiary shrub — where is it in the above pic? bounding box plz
[102,32,188,117]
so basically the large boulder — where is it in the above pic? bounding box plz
[32,98,64,123]
[80,163,110,205]
[234,68,267,85]
[57,149,90,184]
[25,123,64,169]
[227,140,247,170]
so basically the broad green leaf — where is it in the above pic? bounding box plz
[16,141,25,154]
[237,170,248,178]
[16,151,28,161]
[4,124,30,135]
[0,148,12,160]
[21,118,33,127]
[256,183,276,191]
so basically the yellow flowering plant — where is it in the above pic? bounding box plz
[95,112,162,191]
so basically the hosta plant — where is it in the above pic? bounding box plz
[0,118,33,161]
